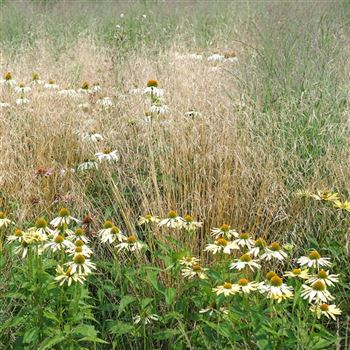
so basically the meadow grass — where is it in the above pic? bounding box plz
[0,1,350,349]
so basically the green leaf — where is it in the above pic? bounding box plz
[73,324,98,338]
[154,329,181,340]
[164,287,176,305]
[108,321,134,337]
[118,295,137,316]
[23,328,39,344]
[37,334,66,350]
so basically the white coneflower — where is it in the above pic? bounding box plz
[181,263,208,280]
[144,79,164,97]
[31,73,44,85]
[310,303,341,321]
[67,241,93,258]
[133,313,159,325]
[97,97,113,108]
[182,214,202,232]
[0,211,14,228]
[14,241,30,258]
[55,265,86,286]
[263,275,294,303]
[99,222,124,244]
[178,256,200,266]
[310,189,339,202]
[44,79,59,90]
[207,54,225,62]
[129,88,143,95]
[89,84,102,94]
[78,82,90,94]
[95,149,119,162]
[0,72,16,87]
[149,104,169,115]
[77,160,99,172]
[44,234,74,253]
[137,214,160,225]
[234,278,258,294]
[260,242,287,261]
[297,250,331,269]
[249,237,267,257]
[15,98,30,106]
[213,282,239,297]
[234,232,255,250]
[58,89,78,97]
[230,253,261,271]
[82,132,103,142]
[0,102,11,108]
[205,238,239,255]
[65,253,96,275]
[68,227,90,244]
[7,228,24,243]
[211,224,238,239]
[184,110,201,119]
[116,235,145,253]
[78,102,90,109]
[301,281,335,304]
[306,269,339,287]
[199,303,228,316]
[50,208,81,228]
[284,268,310,280]
[14,83,31,94]
[30,217,53,237]
[158,210,185,229]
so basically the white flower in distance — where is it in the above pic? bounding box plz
[50,208,81,228]
[0,102,11,108]
[301,281,335,304]
[58,89,78,97]
[249,237,267,257]
[68,227,90,244]
[230,253,261,272]
[16,98,30,106]
[55,265,86,286]
[204,238,239,255]
[137,214,160,225]
[89,84,102,94]
[7,228,24,243]
[211,224,238,239]
[44,234,75,253]
[310,303,341,321]
[184,110,201,119]
[260,242,287,261]
[181,263,208,280]
[297,250,331,269]
[158,211,185,229]
[0,211,14,228]
[262,275,294,303]
[44,79,59,90]
[0,72,16,87]
[98,222,124,244]
[77,160,99,172]
[233,232,255,249]
[150,104,169,115]
[97,97,113,108]
[144,86,164,97]
[234,278,258,294]
[182,214,202,232]
[284,268,310,280]
[207,54,225,62]
[67,240,93,258]
[65,253,96,275]
[306,269,339,287]
[82,132,103,143]
[213,282,239,297]
[178,256,200,267]
[199,303,228,316]
[14,84,31,94]
[95,149,119,162]
[133,314,159,325]
[31,73,44,85]
[116,235,145,253]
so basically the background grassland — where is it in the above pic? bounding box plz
[1,0,350,349]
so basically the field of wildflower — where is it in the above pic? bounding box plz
[1,1,350,349]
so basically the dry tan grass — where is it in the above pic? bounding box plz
[1,36,350,258]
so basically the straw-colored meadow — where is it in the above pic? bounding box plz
[0,1,349,349]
